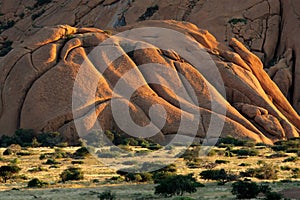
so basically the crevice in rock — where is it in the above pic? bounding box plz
[103,0,121,7]
[138,4,159,21]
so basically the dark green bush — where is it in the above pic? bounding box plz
[71,160,84,165]
[283,156,298,162]
[98,190,116,200]
[231,181,260,199]
[0,165,21,182]
[199,169,238,185]
[230,148,259,156]
[60,167,84,182]
[215,160,230,164]
[73,147,90,158]
[228,18,247,25]
[3,148,13,155]
[37,132,64,147]
[217,136,246,147]
[154,174,199,197]
[27,178,48,188]
[44,159,60,165]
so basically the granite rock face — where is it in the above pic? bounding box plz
[0,20,299,144]
[0,0,299,114]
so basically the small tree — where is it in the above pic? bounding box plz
[200,169,238,185]
[154,174,199,197]
[60,167,84,183]
[231,181,260,199]
[28,178,48,188]
[0,165,21,183]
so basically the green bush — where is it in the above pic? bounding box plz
[60,167,84,182]
[27,178,48,188]
[199,169,238,185]
[240,163,278,180]
[73,147,90,158]
[230,148,259,156]
[215,160,230,164]
[292,168,300,178]
[37,132,64,147]
[283,156,298,162]
[217,136,246,147]
[3,148,13,155]
[44,159,60,165]
[71,160,84,165]
[98,190,116,200]
[228,18,247,25]
[0,165,21,182]
[231,181,260,199]
[155,174,199,197]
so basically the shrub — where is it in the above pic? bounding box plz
[239,163,251,167]
[240,163,278,180]
[283,156,298,162]
[154,174,199,197]
[230,148,259,156]
[217,136,246,147]
[292,168,300,178]
[264,191,283,200]
[3,148,13,155]
[60,167,84,182]
[180,147,200,161]
[44,159,60,165]
[37,132,64,147]
[3,144,22,155]
[0,165,21,182]
[28,166,47,173]
[73,147,90,158]
[200,169,238,185]
[228,18,247,25]
[98,190,116,200]
[71,160,84,165]
[27,178,48,188]
[215,160,230,164]
[231,181,260,199]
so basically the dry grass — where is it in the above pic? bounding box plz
[0,145,299,199]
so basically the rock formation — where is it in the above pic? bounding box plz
[0,0,300,114]
[0,20,299,144]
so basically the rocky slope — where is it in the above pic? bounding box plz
[0,20,299,144]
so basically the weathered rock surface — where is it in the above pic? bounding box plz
[0,20,299,144]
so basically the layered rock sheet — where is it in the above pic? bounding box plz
[0,20,299,144]
[1,0,299,114]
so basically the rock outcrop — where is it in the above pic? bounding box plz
[0,20,299,144]
[0,0,300,114]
